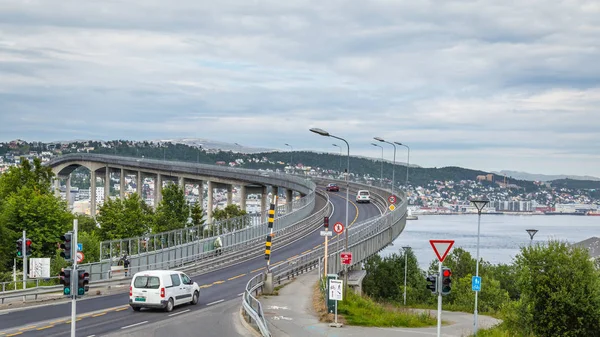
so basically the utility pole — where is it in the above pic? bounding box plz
[437,261,442,337]
[71,219,78,337]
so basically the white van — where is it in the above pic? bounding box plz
[356,190,371,203]
[129,270,200,312]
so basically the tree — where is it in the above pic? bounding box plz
[190,202,206,228]
[153,183,189,233]
[506,240,600,336]
[76,214,98,234]
[0,157,54,203]
[363,249,426,304]
[0,186,73,269]
[96,193,152,241]
[212,204,248,232]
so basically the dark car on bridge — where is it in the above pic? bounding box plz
[325,183,339,192]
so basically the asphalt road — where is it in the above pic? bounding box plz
[0,188,382,337]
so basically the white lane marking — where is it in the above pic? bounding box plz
[206,299,224,306]
[238,293,244,296]
[168,309,190,317]
[87,335,96,337]
[121,321,148,329]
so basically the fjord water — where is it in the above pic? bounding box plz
[381,215,600,269]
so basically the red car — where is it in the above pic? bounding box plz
[326,183,339,192]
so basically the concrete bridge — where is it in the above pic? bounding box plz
[46,153,311,223]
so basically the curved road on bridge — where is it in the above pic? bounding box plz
[0,188,382,337]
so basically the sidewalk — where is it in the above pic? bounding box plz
[258,270,501,337]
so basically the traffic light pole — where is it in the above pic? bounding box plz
[22,230,27,293]
[437,261,442,337]
[70,219,78,337]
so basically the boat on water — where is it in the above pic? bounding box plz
[544,211,587,216]
[407,208,419,220]
[587,211,600,216]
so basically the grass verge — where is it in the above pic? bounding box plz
[337,290,438,327]
[312,280,438,327]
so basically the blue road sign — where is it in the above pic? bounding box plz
[472,276,482,291]
[77,243,83,252]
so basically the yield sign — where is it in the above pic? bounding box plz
[429,240,455,262]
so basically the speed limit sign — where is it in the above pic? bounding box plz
[333,222,344,234]
[388,195,397,204]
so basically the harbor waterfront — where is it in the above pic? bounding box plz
[381,214,600,269]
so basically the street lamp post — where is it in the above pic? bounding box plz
[374,137,397,200]
[284,143,293,171]
[394,142,410,189]
[470,197,489,336]
[526,229,538,246]
[402,246,410,306]
[332,143,342,174]
[310,128,350,296]
[371,143,384,187]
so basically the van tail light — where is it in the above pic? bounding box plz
[129,286,132,296]
[160,287,165,298]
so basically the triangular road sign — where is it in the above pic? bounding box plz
[429,240,455,262]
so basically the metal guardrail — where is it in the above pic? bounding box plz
[242,273,271,337]
[242,181,408,336]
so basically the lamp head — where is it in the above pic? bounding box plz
[470,198,490,212]
[309,128,330,136]
[285,143,290,146]
[394,141,403,146]
[371,143,379,147]
[374,137,385,142]
[332,143,339,147]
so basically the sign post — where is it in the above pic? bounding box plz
[321,217,330,279]
[340,252,352,265]
[429,239,455,337]
[333,222,344,253]
[328,279,343,328]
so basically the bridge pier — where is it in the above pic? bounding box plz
[66,176,71,209]
[90,170,97,216]
[227,185,233,206]
[286,189,293,213]
[104,166,110,201]
[239,185,247,211]
[207,181,214,224]
[155,173,162,208]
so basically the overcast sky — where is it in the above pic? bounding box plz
[1,0,599,177]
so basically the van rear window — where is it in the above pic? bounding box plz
[134,276,160,289]
[360,191,369,195]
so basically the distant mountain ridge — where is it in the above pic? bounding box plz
[494,170,600,182]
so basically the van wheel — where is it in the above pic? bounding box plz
[191,291,199,305]
[164,298,174,312]
[131,306,141,312]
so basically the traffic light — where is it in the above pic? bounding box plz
[77,270,90,296]
[441,267,452,295]
[25,239,32,256]
[59,268,72,296]
[426,275,438,294]
[324,216,329,229]
[16,239,23,258]
[60,232,73,261]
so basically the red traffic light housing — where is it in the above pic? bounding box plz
[441,267,452,295]
[25,239,32,256]
[443,269,451,277]
[324,216,329,228]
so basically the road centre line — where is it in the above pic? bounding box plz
[92,312,106,317]
[168,309,190,317]
[6,332,22,337]
[36,325,54,331]
[251,267,265,273]
[212,280,225,285]
[227,273,246,281]
[206,299,224,306]
[121,321,148,330]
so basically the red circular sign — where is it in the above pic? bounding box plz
[333,222,344,234]
[388,195,397,204]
